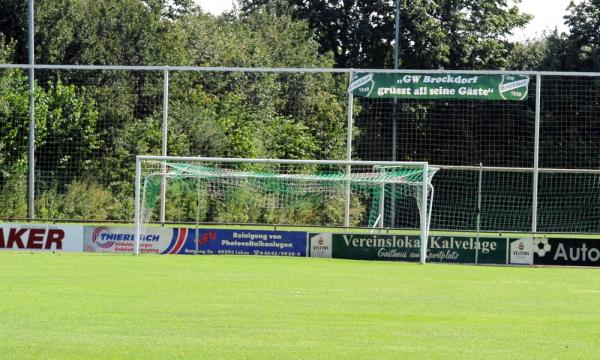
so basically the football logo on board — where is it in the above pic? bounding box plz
[533,238,551,257]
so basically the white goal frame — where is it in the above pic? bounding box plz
[134,155,434,263]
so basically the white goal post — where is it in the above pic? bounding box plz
[134,156,437,263]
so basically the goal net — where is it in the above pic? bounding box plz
[134,156,438,261]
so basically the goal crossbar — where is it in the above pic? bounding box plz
[136,155,429,167]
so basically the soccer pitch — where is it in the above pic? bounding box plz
[1,253,600,359]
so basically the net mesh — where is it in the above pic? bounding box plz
[354,84,536,232]
[2,66,599,234]
[138,160,436,229]
[0,68,29,219]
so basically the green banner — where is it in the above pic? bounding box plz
[310,233,509,264]
[428,236,507,264]
[349,73,530,100]
[332,234,422,262]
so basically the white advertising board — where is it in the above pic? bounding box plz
[0,223,83,252]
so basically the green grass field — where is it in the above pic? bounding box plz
[1,252,600,359]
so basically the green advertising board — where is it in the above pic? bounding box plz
[331,234,423,262]
[428,236,507,264]
[309,233,509,264]
[348,73,530,101]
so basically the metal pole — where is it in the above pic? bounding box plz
[475,162,483,264]
[419,164,429,264]
[344,71,355,227]
[159,68,169,223]
[6,64,581,77]
[138,155,428,167]
[379,182,385,228]
[195,178,201,254]
[532,73,542,233]
[394,0,401,69]
[476,163,483,235]
[391,112,398,228]
[134,157,142,255]
[391,0,401,228]
[27,0,35,220]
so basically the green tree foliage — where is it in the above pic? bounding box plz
[0,0,350,221]
[36,0,186,65]
[558,0,600,71]
[0,68,29,177]
[0,0,27,63]
[168,9,347,161]
[37,180,115,220]
[36,79,101,183]
[0,70,100,182]
[0,65,102,219]
[240,0,531,69]
[4,0,595,228]
[510,1,600,170]
[507,1,600,72]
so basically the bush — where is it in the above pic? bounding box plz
[0,175,27,219]
[60,180,114,220]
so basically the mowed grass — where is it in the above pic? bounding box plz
[1,253,600,359]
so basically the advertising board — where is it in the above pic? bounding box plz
[195,229,306,256]
[84,226,307,256]
[533,238,600,267]
[0,223,83,252]
[83,226,190,254]
[349,73,530,101]
[509,238,534,265]
[309,233,510,264]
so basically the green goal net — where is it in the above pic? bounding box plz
[134,156,438,259]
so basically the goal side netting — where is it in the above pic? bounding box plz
[133,156,438,262]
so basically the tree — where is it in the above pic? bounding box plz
[35,79,101,185]
[0,59,102,219]
[240,0,531,69]
[506,0,600,72]
[0,0,193,65]
[562,0,600,71]
[0,0,27,63]
[0,0,349,220]
[35,0,180,65]
[168,9,347,160]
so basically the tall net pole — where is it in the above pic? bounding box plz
[159,68,169,224]
[345,72,354,227]
[419,164,429,264]
[134,157,142,255]
[27,0,35,220]
[391,0,401,228]
[532,73,542,233]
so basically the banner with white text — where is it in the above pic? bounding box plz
[195,229,307,256]
[309,233,510,264]
[533,238,600,266]
[349,73,530,100]
[83,226,307,256]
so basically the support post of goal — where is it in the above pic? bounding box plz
[159,67,169,224]
[379,182,385,228]
[134,156,142,255]
[419,163,429,264]
[344,70,355,228]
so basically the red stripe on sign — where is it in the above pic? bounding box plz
[92,227,106,242]
[170,228,187,254]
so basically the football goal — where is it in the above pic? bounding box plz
[133,156,438,262]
